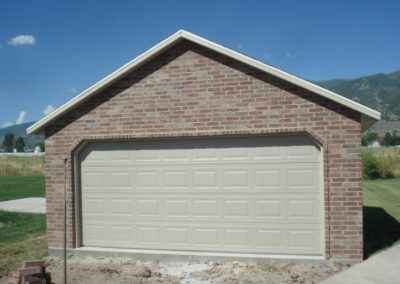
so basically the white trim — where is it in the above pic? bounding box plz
[27,30,380,134]
[75,246,325,260]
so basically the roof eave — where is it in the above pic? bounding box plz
[362,113,381,132]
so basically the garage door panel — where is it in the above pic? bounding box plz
[165,200,189,217]
[223,200,250,218]
[137,199,160,216]
[80,136,324,256]
[82,193,321,223]
[287,168,318,188]
[165,227,190,244]
[254,169,281,187]
[254,200,282,218]
[163,169,190,187]
[135,170,160,187]
[82,219,323,254]
[192,199,219,217]
[193,169,218,188]
[138,226,160,244]
[222,168,249,188]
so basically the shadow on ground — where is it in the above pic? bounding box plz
[364,206,400,258]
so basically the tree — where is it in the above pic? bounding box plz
[382,132,394,146]
[362,132,379,146]
[15,136,25,152]
[392,131,400,146]
[2,133,15,152]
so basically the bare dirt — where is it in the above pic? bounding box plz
[191,260,350,284]
[46,256,180,284]
[5,256,349,284]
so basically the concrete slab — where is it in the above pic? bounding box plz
[0,197,45,214]
[322,245,400,284]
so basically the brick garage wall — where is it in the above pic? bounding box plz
[44,40,363,262]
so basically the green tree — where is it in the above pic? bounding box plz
[362,132,379,146]
[2,133,15,152]
[392,131,400,146]
[15,136,25,152]
[382,132,394,146]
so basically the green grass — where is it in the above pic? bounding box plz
[363,178,400,258]
[364,178,400,219]
[0,211,47,277]
[0,176,44,201]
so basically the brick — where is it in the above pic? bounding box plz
[43,41,363,262]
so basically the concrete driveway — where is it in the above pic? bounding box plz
[322,244,400,284]
[0,197,45,214]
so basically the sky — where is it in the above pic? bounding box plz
[0,0,399,128]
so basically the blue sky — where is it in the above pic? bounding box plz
[1,0,399,128]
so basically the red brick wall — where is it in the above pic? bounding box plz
[44,40,363,262]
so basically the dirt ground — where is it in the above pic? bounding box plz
[2,256,351,284]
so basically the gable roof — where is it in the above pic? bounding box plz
[27,30,380,135]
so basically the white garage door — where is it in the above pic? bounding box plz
[80,136,324,256]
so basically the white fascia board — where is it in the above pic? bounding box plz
[27,30,380,135]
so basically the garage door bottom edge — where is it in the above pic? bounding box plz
[50,246,325,261]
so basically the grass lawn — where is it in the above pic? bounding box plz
[363,178,400,258]
[0,176,44,201]
[0,211,47,277]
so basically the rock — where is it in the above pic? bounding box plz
[134,265,152,278]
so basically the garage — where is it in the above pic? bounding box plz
[79,135,324,256]
[28,30,378,261]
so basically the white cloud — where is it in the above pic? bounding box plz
[8,35,36,46]
[16,110,27,124]
[1,122,13,128]
[43,105,56,116]
[1,110,28,129]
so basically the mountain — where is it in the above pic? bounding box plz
[316,70,400,120]
[0,70,399,147]
[0,122,44,150]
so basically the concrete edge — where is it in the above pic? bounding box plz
[48,247,339,264]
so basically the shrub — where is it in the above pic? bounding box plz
[362,151,380,179]
[362,150,396,179]
[376,155,396,179]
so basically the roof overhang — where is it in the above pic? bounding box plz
[27,30,380,135]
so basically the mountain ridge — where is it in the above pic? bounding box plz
[0,69,399,149]
[316,70,400,120]
[0,122,43,149]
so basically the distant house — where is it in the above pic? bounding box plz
[368,140,381,148]
[34,145,42,153]
[24,146,33,153]
[369,120,400,137]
